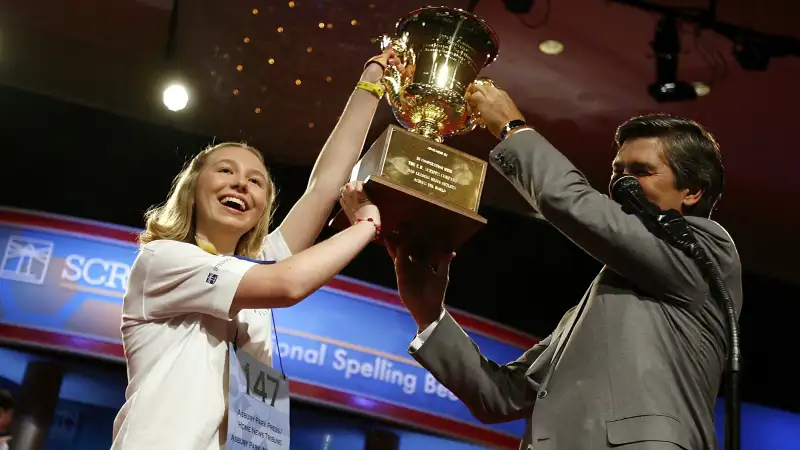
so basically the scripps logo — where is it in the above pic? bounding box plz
[0,233,133,295]
[60,254,132,293]
[0,235,55,285]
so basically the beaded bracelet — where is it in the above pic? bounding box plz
[356,217,382,241]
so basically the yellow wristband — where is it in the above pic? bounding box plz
[356,80,385,99]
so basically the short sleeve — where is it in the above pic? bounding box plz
[138,240,256,320]
[234,229,293,366]
[259,229,292,262]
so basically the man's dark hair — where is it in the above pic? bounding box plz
[0,390,14,411]
[614,114,724,218]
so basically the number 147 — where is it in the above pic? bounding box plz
[241,362,280,407]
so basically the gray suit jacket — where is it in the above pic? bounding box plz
[409,130,743,450]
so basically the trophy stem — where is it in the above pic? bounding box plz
[410,119,444,143]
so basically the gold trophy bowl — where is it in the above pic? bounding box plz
[331,6,500,254]
[380,6,499,143]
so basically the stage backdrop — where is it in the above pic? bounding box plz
[0,206,537,449]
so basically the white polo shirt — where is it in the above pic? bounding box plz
[111,231,292,450]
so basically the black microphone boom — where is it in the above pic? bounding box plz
[611,175,741,450]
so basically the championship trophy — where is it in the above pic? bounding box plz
[332,6,499,254]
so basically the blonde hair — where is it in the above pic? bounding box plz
[139,142,277,258]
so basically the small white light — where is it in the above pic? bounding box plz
[163,84,189,111]
[539,40,564,55]
[692,81,711,97]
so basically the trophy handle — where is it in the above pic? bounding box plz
[460,107,485,135]
[377,35,413,101]
[454,77,495,135]
[378,34,411,66]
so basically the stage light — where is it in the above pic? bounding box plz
[163,83,188,111]
[504,0,534,14]
[539,40,564,55]
[692,81,711,97]
[648,15,696,103]
[735,39,771,71]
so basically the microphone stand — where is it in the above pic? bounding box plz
[611,176,740,450]
[652,211,741,450]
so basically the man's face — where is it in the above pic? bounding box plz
[0,408,13,431]
[610,137,701,214]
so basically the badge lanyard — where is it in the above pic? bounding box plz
[225,254,291,449]
[232,256,286,381]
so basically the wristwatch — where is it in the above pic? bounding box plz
[500,119,528,141]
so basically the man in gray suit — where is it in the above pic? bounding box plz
[385,82,743,449]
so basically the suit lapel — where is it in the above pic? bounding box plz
[523,268,606,380]
[550,267,605,365]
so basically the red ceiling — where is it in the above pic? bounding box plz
[0,0,798,283]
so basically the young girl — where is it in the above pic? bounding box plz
[111,49,399,449]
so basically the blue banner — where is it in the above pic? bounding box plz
[0,220,526,437]
[273,289,525,436]
[0,226,134,342]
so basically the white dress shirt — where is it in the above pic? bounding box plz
[409,309,448,352]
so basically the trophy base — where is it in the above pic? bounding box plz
[329,175,487,254]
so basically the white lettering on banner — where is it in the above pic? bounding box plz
[279,342,327,365]
[276,340,459,402]
[61,254,131,291]
[332,348,417,395]
[424,372,459,401]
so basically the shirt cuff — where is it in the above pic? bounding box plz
[501,126,535,141]
[409,309,447,352]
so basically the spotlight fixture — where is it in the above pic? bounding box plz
[504,0,534,14]
[734,38,770,71]
[648,15,696,103]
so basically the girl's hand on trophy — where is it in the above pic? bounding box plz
[362,46,405,82]
[466,82,525,140]
[385,47,404,70]
[339,181,381,228]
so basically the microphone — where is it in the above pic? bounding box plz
[610,176,660,215]
[610,175,702,259]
